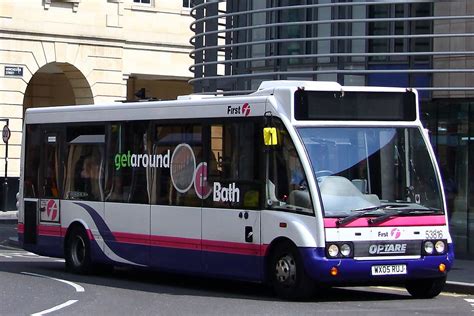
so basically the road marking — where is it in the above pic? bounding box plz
[21,272,85,292]
[31,300,78,316]
[0,251,51,259]
[373,286,466,297]
[463,298,474,312]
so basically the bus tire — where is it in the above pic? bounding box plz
[269,241,315,300]
[65,226,93,274]
[405,276,446,299]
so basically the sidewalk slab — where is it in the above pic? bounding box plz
[445,281,474,295]
[8,236,19,248]
[0,210,18,224]
[444,259,474,295]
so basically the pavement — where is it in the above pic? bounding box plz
[1,210,473,295]
[0,210,18,224]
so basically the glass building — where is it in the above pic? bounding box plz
[189,0,474,258]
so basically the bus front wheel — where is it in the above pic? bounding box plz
[269,241,315,300]
[65,226,93,274]
[406,276,446,298]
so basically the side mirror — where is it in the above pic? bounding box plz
[263,127,278,146]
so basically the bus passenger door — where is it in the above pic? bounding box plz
[202,206,262,281]
[201,120,263,281]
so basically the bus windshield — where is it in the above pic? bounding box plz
[297,127,444,217]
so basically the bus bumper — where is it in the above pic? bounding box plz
[300,245,454,285]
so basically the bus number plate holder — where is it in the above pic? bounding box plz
[371,264,407,276]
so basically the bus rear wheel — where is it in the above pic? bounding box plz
[65,226,93,274]
[406,276,446,299]
[269,241,315,300]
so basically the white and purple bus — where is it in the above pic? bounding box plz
[18,81,454,300]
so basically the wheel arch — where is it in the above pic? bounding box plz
[263,237,298,282]
[63,220,92,248]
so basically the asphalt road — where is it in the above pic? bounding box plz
[0,224,473,315]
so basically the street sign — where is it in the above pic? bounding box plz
[2,125,10,143]
[4,66,23,77]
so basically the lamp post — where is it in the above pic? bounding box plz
[1,119,10,212]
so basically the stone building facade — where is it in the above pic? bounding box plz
[0,0,194,208]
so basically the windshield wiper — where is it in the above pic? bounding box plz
[336,204,439,227]
[368,207,439,225]
[336,205,385,227]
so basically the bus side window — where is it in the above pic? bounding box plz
[105,122,149,204]
[42,134,61,198]
[205,120,262,209]
[151,124,202,207]
[24,125,41,198]
[63,126,105,201]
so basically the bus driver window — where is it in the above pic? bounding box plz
[266,120,313,213]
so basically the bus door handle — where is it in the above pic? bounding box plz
[245,226,253,243]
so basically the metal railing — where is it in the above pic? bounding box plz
[189,0,474,95]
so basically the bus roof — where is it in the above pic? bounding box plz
[24,81,418,125]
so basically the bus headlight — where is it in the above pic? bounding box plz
[435,241,446,254]
[423,241,434,255]
[340,243,352,257]
[327,244,339,258]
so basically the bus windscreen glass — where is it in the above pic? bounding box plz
[294,90,417,121]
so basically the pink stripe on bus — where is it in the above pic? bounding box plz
[31,225,269,257]
[202,239,264,256]
[151,235,200,250]
[37,225,62,237]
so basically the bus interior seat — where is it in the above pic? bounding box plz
[319,176,379,211]
[363,194,381,206]
[288,189,312,209]
[351,179,367,194]
[266,179,279,204]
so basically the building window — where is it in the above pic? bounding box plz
[133,0,151,5]
[183,0,192,8]
[368,3,432,63]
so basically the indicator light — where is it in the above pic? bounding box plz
[330,267,339,276]
[439,263,446,273]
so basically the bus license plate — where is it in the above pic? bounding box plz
[371,264,407,276]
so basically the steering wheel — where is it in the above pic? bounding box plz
[298,178,308,189]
